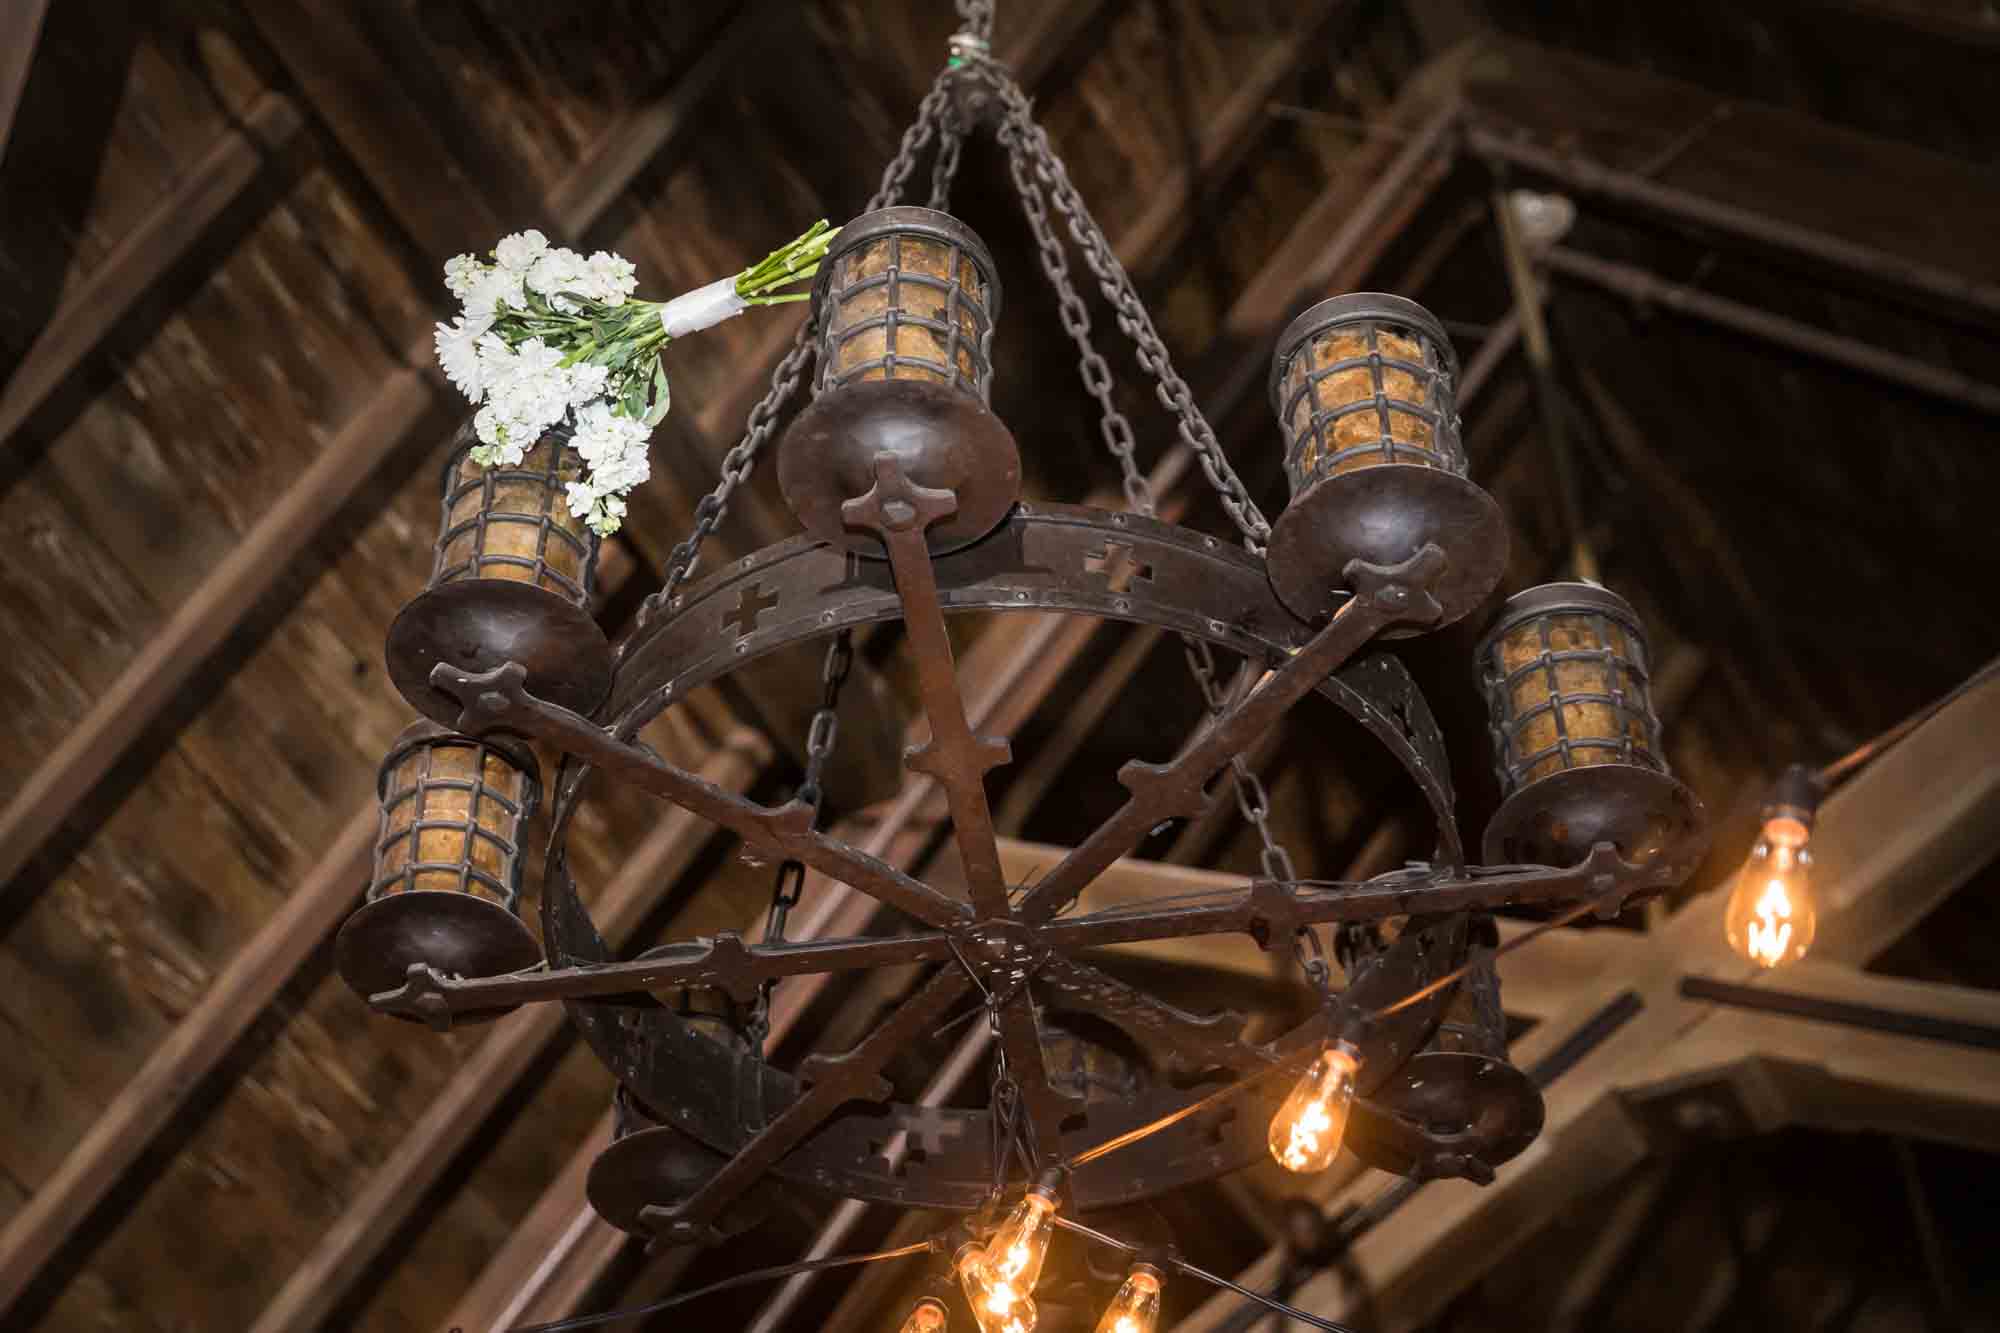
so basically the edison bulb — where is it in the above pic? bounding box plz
[897,1296,949,1333]
[955,1242,1037,1333]
[1092,1263,1164,1333]
[1268,1041,1360,1173]
[1725,813,1816,968]
[984,1184,1060,1291]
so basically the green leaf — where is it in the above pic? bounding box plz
[645,357,672,426]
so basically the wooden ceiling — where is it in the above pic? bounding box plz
[2,2,1997,1331]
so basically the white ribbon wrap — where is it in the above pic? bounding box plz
[656,276,750,339]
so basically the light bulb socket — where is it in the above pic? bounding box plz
[1031,1167,1067,1201]
[1762,763,1822,831]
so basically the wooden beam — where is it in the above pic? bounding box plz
[1116,0,1350,273]
[0,1,769,900]
[244,0,518,259]
[545,3,781,236]
[1458,41,2000,326]
[0,90,304,446]
[244,734,769,1333]
[0,0,48,163]
[0,368,434,897]
[0,804,377,1317]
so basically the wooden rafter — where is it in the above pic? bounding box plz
[0,0,48,163]
[0,93,304,450]
[0,2,777,896]
[0,805,378,1314]
[0,8,780,1314]
[244,733,770,1333]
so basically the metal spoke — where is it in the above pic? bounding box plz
[375,847,1671,1024]
[428,659,970,929]
[1013,548,1447,926]
[841,457,1016,920]
[640,967,973,1244]
[367,930,960,1024]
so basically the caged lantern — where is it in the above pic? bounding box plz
[1265,293,1507,631]
[1476,581,1704,870]
[385,426,611,727]
[334,720,542,1020]
[778,205,1021,556]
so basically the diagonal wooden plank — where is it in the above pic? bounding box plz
[0,367,434,897]
[244,0,515,259]
[0,803,378,1315]
[0,2,772,902]
[0,0,48,164]
[245,732,770,1333]
[0,90,304,446]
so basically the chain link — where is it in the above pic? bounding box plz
[954,0,995,42]
[999,116,1156,515]
[746,630,856,1050]
[929,116,965,212]
[983,56,1306,943]
[637,76,955,631]
[975,65,1272,553]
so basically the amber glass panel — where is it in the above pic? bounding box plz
[437,437,592,599]
[1495,615,1655,784]
[827,235,987,388]
[370,739,528,906]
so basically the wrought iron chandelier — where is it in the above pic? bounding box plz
[335,6,1712,1329]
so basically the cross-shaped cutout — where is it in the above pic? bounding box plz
[1083,540,1153,593]
[726,580,780,636]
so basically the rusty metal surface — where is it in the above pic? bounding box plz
[364,483,1701,1215]
[599,502,1462,862]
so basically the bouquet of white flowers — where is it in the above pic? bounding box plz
[432,222,837,534]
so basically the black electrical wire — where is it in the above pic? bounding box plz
[507,1240,936,1332]
[1053,1215,1365,1333]
[1812,653,2000,788]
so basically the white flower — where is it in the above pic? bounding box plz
[493,229,550,273]
[443,254,484,301]
[526,247,591,308]
[465,264,526,315]
[565,361,609,405]
[583,250,638,305]
[434,313,494,402]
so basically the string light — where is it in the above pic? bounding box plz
[1092,1262,1165,1333]
[895,1294,950,1333]
[954,1240,1037,1333]
[1724,764,1819,968]
[1268,1039,1360,1173]
[980,1176,1061,1292]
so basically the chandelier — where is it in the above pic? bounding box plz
[335,7,1713,1330]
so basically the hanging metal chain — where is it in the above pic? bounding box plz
[638,76,956,629]
[746,629,855,1050]
[975,66,1272,553]
[996,81,1306,908]
[1183,637,1298,883]
[999,117,1156,515]
[929,117,965,211]
[637,326,816,628]
[954,0,995,42]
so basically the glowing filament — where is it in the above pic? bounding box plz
[1724,818,1817,969]
[897,1296,948,1333]
[1268,1042,1360,1174]
[1092,1264,1164,1333]
[955,1242,1038,1333]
